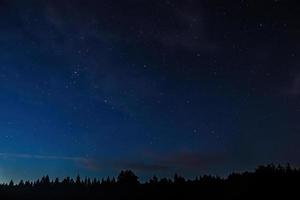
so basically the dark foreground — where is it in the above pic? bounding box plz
[0,165,298,200]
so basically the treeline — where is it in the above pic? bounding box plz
[0,164,299,199]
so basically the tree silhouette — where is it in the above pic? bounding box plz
[0,164,298,200]
[9,180,14,187]
[75,175,81,185]
[117,170,139,185]
[174,174,185,184]
[149,176,158,184]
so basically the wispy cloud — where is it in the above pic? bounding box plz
[78,159,168,172]
[112,161,169,172]
[0,151,226,173]
[79,151,226,173]
[159,151,226,169]
[0,152,89,162]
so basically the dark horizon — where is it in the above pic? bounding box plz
[0,164,298,199]
[0,0,299,182]
[0,163,295,184]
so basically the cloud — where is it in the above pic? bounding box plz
[78,159,168,173]
[79,151,226,173]
[158,151,227,170]
[112,161,169,172]
[0,152,89,162]
[0,152,103,172]
[0,151,226,174]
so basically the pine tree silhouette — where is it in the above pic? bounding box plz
[0,164,298,200]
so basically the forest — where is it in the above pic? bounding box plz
[0,164,298,199]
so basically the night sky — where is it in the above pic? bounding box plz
[0,0,299,182]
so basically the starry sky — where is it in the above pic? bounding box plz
[0,0,299,182]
